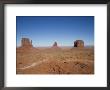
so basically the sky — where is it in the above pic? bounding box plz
[16,16,94,47]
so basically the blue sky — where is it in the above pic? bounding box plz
[16,16,94,47]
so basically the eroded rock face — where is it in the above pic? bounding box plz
[21,38,33,47]
[74,40,84,47]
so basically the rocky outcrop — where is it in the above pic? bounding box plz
[16,38,38,53]
[53,42,58,47]
[74,40,84,47]
[51,42,61,50]
[21,38,33,48]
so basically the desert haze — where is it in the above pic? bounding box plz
[16,38,94,74]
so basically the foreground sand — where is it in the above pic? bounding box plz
[16,47,94,74]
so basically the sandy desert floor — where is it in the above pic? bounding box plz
[16,47,94,74]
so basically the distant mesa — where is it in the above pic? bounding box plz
[74,40,84,47]
[21,38,33,48]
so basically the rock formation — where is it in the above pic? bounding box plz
[74,40,84,47]
[17,38,39,53]
[51,42,61,50]
[53,42,58,47]
[21,38,33,48]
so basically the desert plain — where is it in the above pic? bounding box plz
[16,46,94,74]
